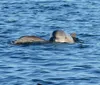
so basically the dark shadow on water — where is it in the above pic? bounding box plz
[77,43,91,49]
[9,40,88,50]
[32,79,55,85]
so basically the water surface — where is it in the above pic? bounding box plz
[0,0,100,85]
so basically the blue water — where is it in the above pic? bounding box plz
[0,0,100,85]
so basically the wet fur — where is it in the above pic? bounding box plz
[13,36,46,44]
[13,30,78,45]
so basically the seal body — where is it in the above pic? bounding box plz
[13,36,47,44]
[49,30,74,43]
[12,30,77,45]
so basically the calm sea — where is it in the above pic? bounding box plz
[0,0,100,85]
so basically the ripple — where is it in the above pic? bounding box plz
[32,79,54,85]
[71,65,93,71]
[79,33,100,37]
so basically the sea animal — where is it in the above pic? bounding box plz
[12,30,77,45]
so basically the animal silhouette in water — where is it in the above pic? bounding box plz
[13,30,78,45]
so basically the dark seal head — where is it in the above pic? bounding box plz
[49,30,74,43]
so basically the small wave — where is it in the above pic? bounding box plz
[79,33,100,37]
[72,65,93,71]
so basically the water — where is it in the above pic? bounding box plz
[0,0,100,85]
